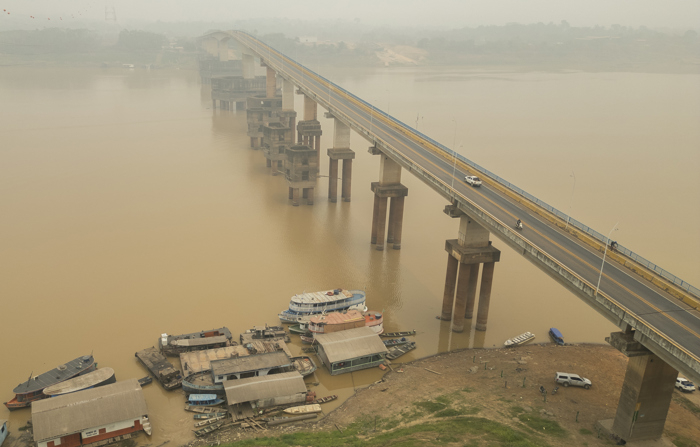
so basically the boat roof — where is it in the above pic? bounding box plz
[43,367,115,396]
[170,335,230,347]
[211,351,291,376]
[13,355,95,394]
[167,327,232,340]
[289,289,363,305]
[549,328,563,338]
[180,346,249,374]
[315,327,388,363]
[189,394,218,401]
[31,379,147,443]
[310,310,364,325]
[223,371,306,405]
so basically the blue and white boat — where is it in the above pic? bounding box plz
[278,289,367,323]
[549,328,564,345]
[188,394,225,407]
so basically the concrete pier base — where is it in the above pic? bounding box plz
[370,182,408,251]
[327,147,355,203]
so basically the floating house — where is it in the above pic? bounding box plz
[223,371,308,419]
[314,326,388,375]
[32,379,150,447]
[211,351,294,383]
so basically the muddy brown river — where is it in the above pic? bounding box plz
[1,65,698,442]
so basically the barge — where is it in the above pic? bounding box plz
[4,354,96,410]
[135,347,182,390]
[278,289,367,323]
[159,327,233,356]
[240,325,290,344]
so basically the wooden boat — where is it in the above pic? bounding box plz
[194,415,225,427]
[4,355,96,410]
[43,367,116,397]
[240,324,290,344]
[283,404,322,415]
[383,337,409,347]
[313,395,337,404]
[188,393,224,407]
[1,420,8,447]
[291,356,317,377]
[137,376,153,386]
[159,328,233,357]
[385,342,417,360]
[194,412,227,420]
[182,371,224,395]
[193,421,224,437]
[185,404,227,413]
[364,311,384,335]
[300,334,315,344]
[308,310,365,335]
[279,289,367,323]
[301,347,316,354]
[549,328,564,345]
[135,347,182,390]
[504,332,535,347]
[381,330,416,337]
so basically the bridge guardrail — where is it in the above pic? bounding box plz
[235,31,699,300]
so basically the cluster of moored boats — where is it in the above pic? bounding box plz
[4,287,421,440]
[504,327,565,347]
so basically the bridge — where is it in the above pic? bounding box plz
[199,30,700,442]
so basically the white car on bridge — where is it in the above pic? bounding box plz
[464,175,482,187]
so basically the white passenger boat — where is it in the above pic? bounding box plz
[278,289,367,323]
[504,332,535,347]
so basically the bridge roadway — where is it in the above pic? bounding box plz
[231,31,700,382]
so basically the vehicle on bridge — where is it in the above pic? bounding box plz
[675,377,696,392]
[555,372,592,389]
[464,175,482,187]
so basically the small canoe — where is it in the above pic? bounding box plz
[381,330,416,337]
[193,421,224,437]
[386,341,416,360]
[549,328,564,345]
[194,412,228,420]
[383,337,409,347]
[137,376,153,387]
[188,393,225,407]
[504,332,535,347]
[283,404,322,415]
[194,415,225,427]
[313,395,337,404]
[185,404,227,413]
[291,356,317,377]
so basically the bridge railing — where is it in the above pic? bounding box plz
[236,31,699,299]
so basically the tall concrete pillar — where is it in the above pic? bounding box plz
[441,255,459,321]
[388,196,405,249]
[475,262,495,331]
[307,187,314,205]
[464,264,480,319]
[603,332,678,442]
[341,159,352,201]
[266,66,276,98]
[304,95,317,120]
[242,53,255,79]
[333,118,351,148]
[452,264,474,333]
[371,195,380,245]
[282,79,294,110]
[328,159,339,202]
[289,187,293,200]
[292,188,300,206]
[369,150,407,250]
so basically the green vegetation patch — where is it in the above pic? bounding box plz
[579,428,593,435]
[414,400,447,413]
[674,394,700,415]
[517,413,567,438]
[671,433,699,447]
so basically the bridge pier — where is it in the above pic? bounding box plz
[325,113,355,203]
[440,205,500,332]
[369,147,407,250]
[242,52,255,79]
[285,144,318,206]
[596,331,678,443]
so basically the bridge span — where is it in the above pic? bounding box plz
[200,30,700,441]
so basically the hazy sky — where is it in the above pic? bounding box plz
[2,0,699,29]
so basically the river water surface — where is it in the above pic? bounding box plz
[1,65,698,441]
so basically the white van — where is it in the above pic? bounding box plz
[555,372,592,389]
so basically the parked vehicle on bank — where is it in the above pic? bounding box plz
[676,377,696,392]
[554,372,592,389]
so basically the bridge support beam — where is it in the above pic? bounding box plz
[368,147,408,250]
[325,113,355,203]
[440,205,500,332]
[265,66,276,98]
[282,79,294,110]
[242,52,255,79]
[596,331,678,443]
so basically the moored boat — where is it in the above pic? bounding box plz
[194,412,227,420]
[188,393,225,407]
[308,310,365,335]
[364,311,384,335]
[182,371,224,395]
[289,324,309,334]
[1,420,8,447]
[504,332,535,347]
[383,337,409,347]
[283,404,322,415]
[185,404,226,413]
[240,324,290,344]
[386,342,417,360]
[4,355,96,410]
[279,289,367,323]
[194,415,225,427]
[291,356,317,377]
[135,347,182,390]
[193,421,224,437]
[381,330,416,337]
[549,328,564,345]
[313,395,337,404]
[43,367,116,397]
[300,334,315,344]
[137,376,153,387]
[159,328,233,357]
